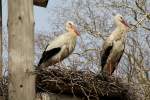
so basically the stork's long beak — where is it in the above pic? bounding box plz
[121,20,129,28]
[73,26,80,36]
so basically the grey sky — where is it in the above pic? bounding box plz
[2,0,68,33]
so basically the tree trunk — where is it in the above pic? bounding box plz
[0,0,2,80]
[8,0,35,100]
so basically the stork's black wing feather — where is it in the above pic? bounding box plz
[101,42,113,70]
[38,47,61,66]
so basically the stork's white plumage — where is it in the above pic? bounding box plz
[38,21,79,68]
[100,14,129,76]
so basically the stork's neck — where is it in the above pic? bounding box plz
[114,26,126,34]
[110,26,127,41]
[68,29,78,37]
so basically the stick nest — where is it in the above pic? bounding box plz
[36,67,139,100]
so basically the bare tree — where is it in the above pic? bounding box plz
[0,0,2,80]
[0,1,3,100]
[8,0,35,100]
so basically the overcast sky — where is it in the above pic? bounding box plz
[2,0,68,33]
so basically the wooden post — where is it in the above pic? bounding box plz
[8,0,35,100]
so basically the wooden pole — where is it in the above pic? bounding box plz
[8,0,35,100]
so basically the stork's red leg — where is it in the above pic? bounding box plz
[109,62,112,75]
[107,61,112,76]
[57,57,61,68]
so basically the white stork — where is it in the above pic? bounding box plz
[100,14,129,76]
[38,21,80,68]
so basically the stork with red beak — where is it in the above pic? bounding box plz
[100,14,129,76]
[38,21,80,68]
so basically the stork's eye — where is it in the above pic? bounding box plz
[68,23,73,28]
[68,23,72,26]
